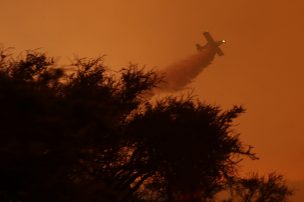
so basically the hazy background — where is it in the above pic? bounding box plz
[1,0,303,199]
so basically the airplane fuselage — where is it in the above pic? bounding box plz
[196,32,225,56]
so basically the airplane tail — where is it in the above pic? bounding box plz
[196,43,203,51]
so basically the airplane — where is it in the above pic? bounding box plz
[196,32,226,56]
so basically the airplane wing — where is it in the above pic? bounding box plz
[203,32,225,56]
[203,32,215,43]
[216,48,224,56]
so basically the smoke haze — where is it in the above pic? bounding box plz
[159,46,216,92]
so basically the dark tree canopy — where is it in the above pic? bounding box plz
[0,49,292,202]
[221,173,293,202]
[122,99,256,201]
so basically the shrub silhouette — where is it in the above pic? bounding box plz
[222,173,293,202]
[0,49,292,202]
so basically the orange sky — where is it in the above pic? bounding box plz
[1,0,304,181]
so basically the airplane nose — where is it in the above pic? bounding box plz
[216,40,226,46]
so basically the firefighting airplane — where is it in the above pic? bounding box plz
[196,32,226,56]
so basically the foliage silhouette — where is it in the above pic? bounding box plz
[119,98,257,202]
[0,49,292,202]
[221,173,293,202]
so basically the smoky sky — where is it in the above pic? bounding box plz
[1,0,304,183]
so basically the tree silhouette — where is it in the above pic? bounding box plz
[0,49,158,201]
[0,49,292,202]
[113,97,258,202]
[221,173,293,202]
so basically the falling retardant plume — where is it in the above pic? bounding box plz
[158,46,217,92]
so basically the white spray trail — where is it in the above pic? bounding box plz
[158,46,217,92]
